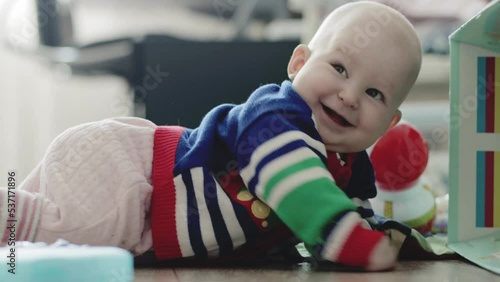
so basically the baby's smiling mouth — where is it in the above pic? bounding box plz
[322,104,353,127]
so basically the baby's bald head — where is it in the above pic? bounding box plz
[308,1,422,102]
[286,1,423,152]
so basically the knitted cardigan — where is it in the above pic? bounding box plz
[150,81,377,261]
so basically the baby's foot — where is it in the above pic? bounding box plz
[321,212,397,271]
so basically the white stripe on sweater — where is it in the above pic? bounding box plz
[266,166,333,209]
[214,180,246,249]
[174,175,195,257]
[255,147,319,198]
[240,131,326,188]
[192,168,219,256]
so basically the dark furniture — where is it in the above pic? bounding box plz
[132,36,298,127]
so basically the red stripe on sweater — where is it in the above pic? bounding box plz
[151,126,185,260]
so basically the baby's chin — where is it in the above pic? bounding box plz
[318,127,373,153]
[323,134,375,153]
[324,142,366,153]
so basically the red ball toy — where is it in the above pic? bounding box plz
[369,122,436,234]
[370,123,429,191]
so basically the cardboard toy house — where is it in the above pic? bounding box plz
[448,0,500,274]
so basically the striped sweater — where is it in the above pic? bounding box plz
[151,81,377,261]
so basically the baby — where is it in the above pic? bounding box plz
[1,1,421,271]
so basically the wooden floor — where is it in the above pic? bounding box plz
[134,259,498,282]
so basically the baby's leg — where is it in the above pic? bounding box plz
[16,117,157,255]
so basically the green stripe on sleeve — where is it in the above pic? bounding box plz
[274,178,357,246]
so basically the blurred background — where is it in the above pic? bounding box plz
[0,0,492,194]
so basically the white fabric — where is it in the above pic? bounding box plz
[19,117,156,255]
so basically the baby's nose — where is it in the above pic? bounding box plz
[339,90,359,109]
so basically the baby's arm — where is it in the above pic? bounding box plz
[234,113,397,271]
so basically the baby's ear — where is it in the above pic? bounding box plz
[287,44,311,80]
[388,110,402,129]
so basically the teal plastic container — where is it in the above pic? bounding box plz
[0,240,134,282]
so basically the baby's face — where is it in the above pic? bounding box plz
[290,6,420,153]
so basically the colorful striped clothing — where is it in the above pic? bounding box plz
[151,81,377,261]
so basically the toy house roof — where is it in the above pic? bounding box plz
[449,0,500,51]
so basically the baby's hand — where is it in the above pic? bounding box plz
[320,212,397,271]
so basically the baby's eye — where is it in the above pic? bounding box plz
[366,88,384,101]
[333,64,347,77]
